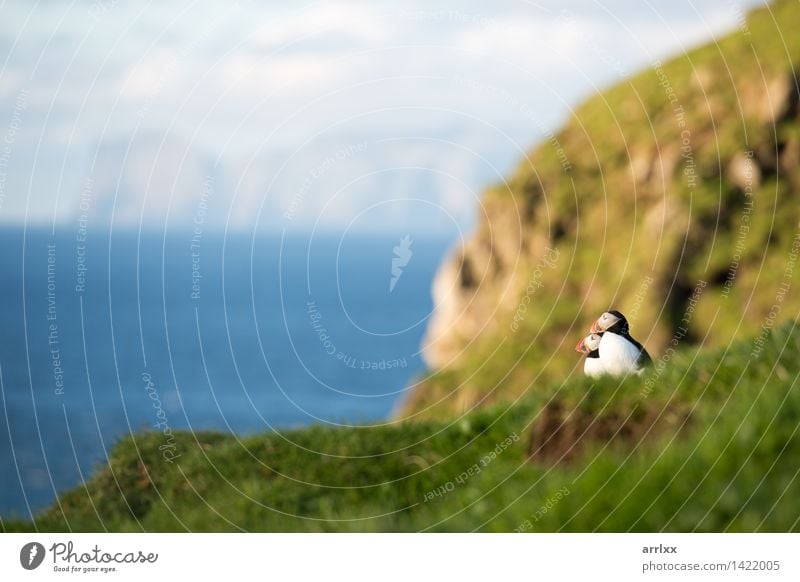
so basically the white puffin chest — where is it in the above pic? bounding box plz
[597,332,644,376]
[584,356,605,378]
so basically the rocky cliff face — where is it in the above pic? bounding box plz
[402,0,800,419]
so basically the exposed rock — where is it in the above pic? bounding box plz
[649,146,680,192]
[423,244,468,368]
[727,151,761,192]
[629,149,653,183]
[742,72,799,124]
[690,66,714,92]
[780,137,800,174]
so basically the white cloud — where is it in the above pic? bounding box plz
[116,48,191,100]
[0,71,22,97]
[249,2,391,49]
[452,15,585,74]
[220,52,352,95]
[0,0,769,231]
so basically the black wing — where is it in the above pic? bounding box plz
[636,346,652,368]
[625,333,652,368]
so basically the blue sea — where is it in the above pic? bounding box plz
[0,226,454,518]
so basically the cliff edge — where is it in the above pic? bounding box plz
[404,0,800,419]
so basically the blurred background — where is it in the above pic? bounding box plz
[0,0,765,517]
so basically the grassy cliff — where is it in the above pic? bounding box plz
[4,321,800,532]
[408,0,800,419]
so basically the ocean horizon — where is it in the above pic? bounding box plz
[0,225,456,518]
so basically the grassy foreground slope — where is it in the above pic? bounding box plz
[5,321,800,532]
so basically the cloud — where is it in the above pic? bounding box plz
[220,52,352,95]
[0,71,22,98]
[116,48,191,101]
[249,2,391,49]
[0,0,768,231]
[453,14,585,73]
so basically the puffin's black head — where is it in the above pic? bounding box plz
[591,310,629,335]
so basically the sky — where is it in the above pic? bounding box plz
[0,0,767,235]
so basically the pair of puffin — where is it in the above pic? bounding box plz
[575,310,651,377]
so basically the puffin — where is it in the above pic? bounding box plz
[574,332,606,377]
[589,310,651,376]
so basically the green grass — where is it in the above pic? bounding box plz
[4,320,800,532]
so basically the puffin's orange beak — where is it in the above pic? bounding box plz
[575,338,588,354]
[590,320,600,334]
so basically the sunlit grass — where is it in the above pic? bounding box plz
[5,321,799,532]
